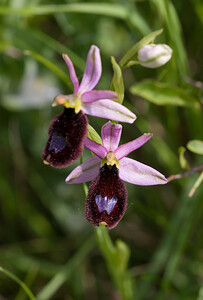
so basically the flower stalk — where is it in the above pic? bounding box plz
[168,163,203,197]
[95,225,135,300]
[167,163,203,182]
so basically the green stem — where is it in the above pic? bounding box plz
[189,171,203,197]
[95,225,134,300]
[24,50,72,88]
[0,266,36,300]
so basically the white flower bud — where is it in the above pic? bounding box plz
[137,44,172,68]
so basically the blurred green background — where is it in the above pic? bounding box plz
[0,0,203,299]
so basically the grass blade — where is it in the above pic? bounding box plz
[0,266,36,300]
[37,236,94,300]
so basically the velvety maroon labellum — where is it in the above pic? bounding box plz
[85,164,127,229]
[42,108,88,168]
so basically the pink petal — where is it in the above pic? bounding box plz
[84,137,107,159]
[62,54,79,93]
[119,157,168,185]
[82,90,117,103]
[82,99,136,124]
[65,156,101,184]
[78,45,102,93]
[101,121,122,152]
[115,133,153,160]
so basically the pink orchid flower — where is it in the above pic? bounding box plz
[66,121,167,228]
[42,45,136,168]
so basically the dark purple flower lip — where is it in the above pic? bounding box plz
[42,108,88,168]
[85,164,127,229]
[66,121,167,228]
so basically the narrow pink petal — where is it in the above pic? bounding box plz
[82,90,117,103]
[62,54,79,93]
[78,45,102,93]
[84,137,107,159]
[119,157,167,185]
[115,133,153,160]
[65,156,101,184]
[101,121,122,152]
[82,99,136,124]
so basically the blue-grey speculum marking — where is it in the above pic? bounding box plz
[48,131,66,153]
[95,195,118,215]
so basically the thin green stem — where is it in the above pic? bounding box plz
[189,171,203,197]
[0,266,36,300]
[95,225,134,300]
[167,163,203,182]
[24,50,72,88]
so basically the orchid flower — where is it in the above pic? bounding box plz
[42,45,136,168]
[66,121,168,228]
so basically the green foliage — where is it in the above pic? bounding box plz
[150,0,188,77]
[111,56,125,104]
[179,146,190,170]
[95,225,134,300]
[24,50,72,88]
[0,266,36,300]
[87,124,102,144]
[187,140,203,155]
[130,80,200,107]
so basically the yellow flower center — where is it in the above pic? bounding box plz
[52,94,82,114]
[101,151,119,168]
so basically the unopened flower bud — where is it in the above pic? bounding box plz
[137,44,172,68]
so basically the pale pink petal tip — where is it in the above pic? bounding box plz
[65,156,101,184]
[115,133,153,160]
[62,54,79,93]
[78,45,102,93]
[82,99,136,123]
[119,157,168,186]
